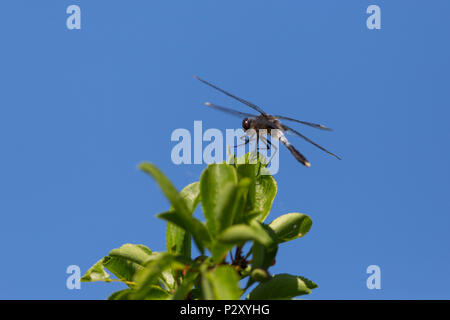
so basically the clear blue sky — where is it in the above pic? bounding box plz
[0,1,449,299]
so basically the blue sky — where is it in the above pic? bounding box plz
[0,1,449,299]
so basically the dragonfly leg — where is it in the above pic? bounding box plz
[257,136,270,152]
[234,136,251,149]
[260,135,278,166]
[256,134,261,175]
[265,138,272,151]
[255,134,260,156]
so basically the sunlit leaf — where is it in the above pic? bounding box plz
[247,273,317,300]
[234,153,276,222]
[133,253,186,299]
[139,163,191,217]
[81,259,111,282]
[157,211,211,252]
[209,241,234,263]
[250,268,270,282]
[269,213,312,243]
[141,163,210,252]
[203,266,242,300]
[235,163,257,218]
[218,220,276,248]
[102,255,141,284]
[141,285,171,300]
[171,270,199,300]
[200,164,238,237]
[108,244,153,265]
[254,175,277,222]
[166,182,201,258]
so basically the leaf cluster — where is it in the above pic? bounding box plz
[82,153,317,300]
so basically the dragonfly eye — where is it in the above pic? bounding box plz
[242,118,251,130]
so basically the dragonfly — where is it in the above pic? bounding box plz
[194,76,341,167]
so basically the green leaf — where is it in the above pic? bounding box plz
[157,211,211,253]
[254,174,277,222]
[249,222,278,270]
[213,182,239,233]
[247,273,318,300]
[109,286,170,300]
[203,266,242,300]
[269,213,313,243]
[139,163,191,218]
[217,224,254,244]
[207,178,253,262]
[213,220,275,263]
[234,210,263,225]
[133,253,186,299]
[245,223,278,289]
[218,220,276,248]
[209,241,234,263]
[229,178,252,226]
[99,244,154,284]
[234,152,276,222]
[235,163,257,219]
[107,289,132,300]
[81,259,111,282]
[140,163,211,252]
[102,255,142,284]
[81,244,154,286]
[171,270,199,300]
[250,268,271,282]
[201,271,214,300]
[141,285,171,300]
[108,244,153,265]
[166,182,201,258]
[160,269,176,290]
[251,242,277,271]
[200,164,238,238]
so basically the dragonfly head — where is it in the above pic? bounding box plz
[242,118,251,131]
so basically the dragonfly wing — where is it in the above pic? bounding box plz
[195,76,268,115]
[204,102,257,118]
[282,124,342,160]
[273,115,333,131]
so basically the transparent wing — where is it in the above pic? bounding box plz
[282,124,342,160]
[273,115,333,131]
[194,76,267,115]
[204,102,258,119]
